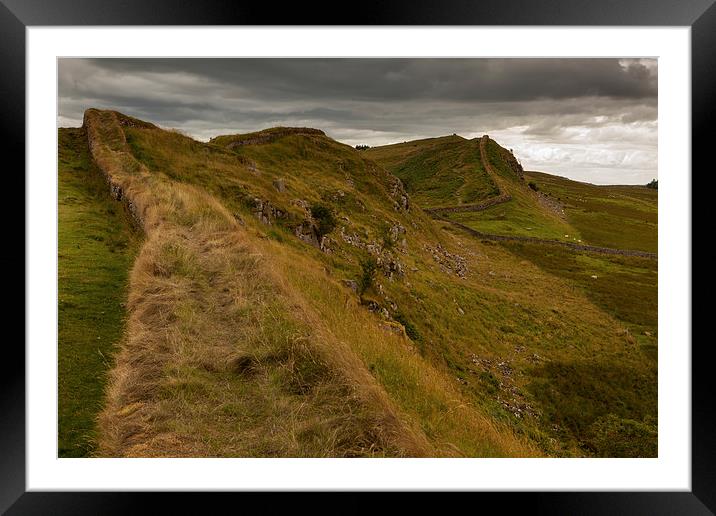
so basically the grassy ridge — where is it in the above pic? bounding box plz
[58,127,139,457]
[125,122,537,456]
[161,122,656,456]
[59,111,658,457]
[83,110,439,457]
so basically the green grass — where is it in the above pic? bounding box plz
[449,193,578,241]
[492,240,657,455]
[525,171,658,252]
[500,240,657,339]
[365,136,499,208]
[58,127,139,457]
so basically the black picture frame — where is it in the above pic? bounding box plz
[5,0,711,513]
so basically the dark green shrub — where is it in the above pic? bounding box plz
[528,181,539,192]
[310,204,336,237]
[394,312,421,342]
[358,256,378,296]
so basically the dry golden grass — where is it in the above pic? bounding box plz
[87,109,433,457]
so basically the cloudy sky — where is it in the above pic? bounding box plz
[58,58,657,185]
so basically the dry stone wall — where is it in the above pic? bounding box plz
[442,218,657,259]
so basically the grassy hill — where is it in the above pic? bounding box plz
[363,136,499,208]
[367,135,578,242]
[57,110,658,457]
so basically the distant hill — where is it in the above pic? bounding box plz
[364,135,498,208]
[57,110,658,458]
[366,135,577,242]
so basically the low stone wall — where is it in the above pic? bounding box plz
[83,109,146,229]
[442,218,657,259]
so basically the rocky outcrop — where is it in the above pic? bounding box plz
[536,191,565,218]
[482,135,524,179]
[252,198,285,225]
[424,243,469,278]
[502,147,525,179]
[272,178,286,192]
[389,177,410,212]
[386,223,408,252]
[294,221,321,248]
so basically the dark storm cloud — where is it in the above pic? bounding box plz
[71,58,657,102]
[58,58,657,184]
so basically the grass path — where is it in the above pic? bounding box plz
[58,128,140,457]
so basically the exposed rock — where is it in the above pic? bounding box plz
[272,178,286,192]
[341,279,358,293]
[389,177,410,212]
[503,148,524,179]
[378,251,405,280]
[424,243,468,278]
[244,159,261,175]
[470,352,539,419]
[387,223,408,252]
[536,191,565,218]
[331,190,346,201]
[380,321,408,338]
[253,198,285,225]
[291,198,310,211]
[294,221,320,247]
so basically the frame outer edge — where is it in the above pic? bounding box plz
[7,0,712,512]
[1,0,715,25]
[0,0,26,513]
[692,1,716,513]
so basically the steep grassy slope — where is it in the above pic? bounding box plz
[58,127,140,457]
[59,110,657,457]
[524,171,658,253]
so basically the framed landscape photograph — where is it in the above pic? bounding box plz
[7,0,713,512]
